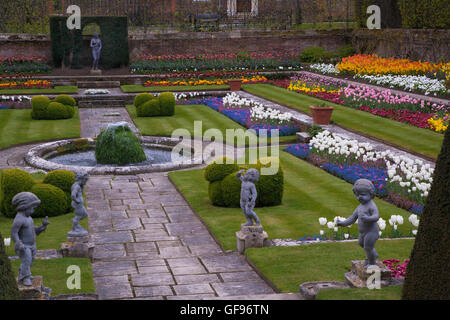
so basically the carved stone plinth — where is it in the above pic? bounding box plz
[344,260,397,288]
[17,276,51,300]
[236,224,270,253]
[61,235,94,260]
[89,69,102,76]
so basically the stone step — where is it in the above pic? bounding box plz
[78,100,126,108]
[77,81,121,88]
[205,293,304,300]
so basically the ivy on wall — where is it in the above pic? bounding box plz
[398,0,450,29]
[50,16,129,69]
[355,0,450,29]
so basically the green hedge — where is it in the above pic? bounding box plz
[30,184,67,218]
[95,124,146,165]
[398,0,450,29]
[204,157,284,208]
[50,16,129,69]
[355,1,402,28]
[299,47,334,64]
[1,169,75,218]
[0,231,20,300]
[31,95,76,120]
[135,92,176,117]
[0,169,35,218]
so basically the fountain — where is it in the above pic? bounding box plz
[25,122,202,175]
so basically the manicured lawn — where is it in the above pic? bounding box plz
[316,284,403,300]
[10,258,95,295]
[0,108,81,150]
[245,239,413,294]
[127,104,297,146]
[168,147,413,251]
[243,84,444,159]
[0,86,78,95]
[121,84,229,93]
[0,213,88,257]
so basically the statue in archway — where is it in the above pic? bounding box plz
[90,32,102,70]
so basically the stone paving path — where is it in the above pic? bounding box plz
[79,107,139,138]
[86,173,277,300]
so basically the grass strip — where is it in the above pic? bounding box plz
[243,84,444,159]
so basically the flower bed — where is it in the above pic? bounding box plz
[285,130,435,214]
[0,56,51,75]
[383,259,409,278]
[336,54,447,76]
[131,52,301,74]
[143,75,270,87]
[0,95,32,109]
[0,79,51,90]
[279,72,449,132]
[187,93,299,136]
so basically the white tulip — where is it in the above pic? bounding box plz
[320,230,324,235]
[318,217,327,226]
[4,238,11,247]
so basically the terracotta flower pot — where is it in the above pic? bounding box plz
[309,106,334,125]
[228,79,243,91]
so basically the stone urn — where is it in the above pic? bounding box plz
[309,105,334,125]
[228,79,243,91]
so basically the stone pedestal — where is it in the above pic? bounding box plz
[344,260,395,288]
[17,276,51,300]
[236,225,270,253]
[61,235,94,260]
[89,69,102,76]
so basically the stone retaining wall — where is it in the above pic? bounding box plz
[0,30,349,64]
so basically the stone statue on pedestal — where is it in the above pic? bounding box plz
[337,179,380,267]
[10,192,49,286]
[90,32,102,70]
[68,172,89,237]
[236,168,261,226]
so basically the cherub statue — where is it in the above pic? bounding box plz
[10,192,50,286]
[90,32,102,70]
[336,179,380,267]
[236,168,261,226]
[69,172,89,237]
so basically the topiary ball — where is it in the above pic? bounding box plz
[137,99,161,117]
[0,169,36,218]
[158,92,176,116]
[204,157,240,183]
[134,93,155,107]
[43,170,75,211]
[95,123,147,165]
[54,95,77,107]
[46,102,69,120]
[30,183,67,217]
[254,157,284,207]
[31,96,51,120]
[208,181,225,207]
[221,172,241,207]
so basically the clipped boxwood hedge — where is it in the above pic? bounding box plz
[30,183,67,218]
[1,169,75,218]
[0,169,35,218]
[137,99,161,117]
[43,170,75,212]
[31,95,76,120]
[134,93,155,107]
[204,157,240,183]
[135,92,176,117]
[205,156,284,208]
[159,92,176,116]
